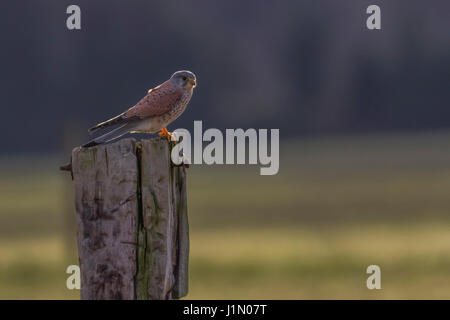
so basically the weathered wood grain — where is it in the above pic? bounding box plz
[172,165,189,298]
[72,138,138,299]
[137,138,188,299]
[71,136,189,300]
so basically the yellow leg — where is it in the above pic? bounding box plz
[158,128,173,142]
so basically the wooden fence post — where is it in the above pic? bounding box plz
[67,137,189,300]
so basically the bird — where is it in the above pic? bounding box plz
[82,70,196,147]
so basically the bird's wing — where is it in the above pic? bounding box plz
[124,80,183,118]
[88,81,182,133]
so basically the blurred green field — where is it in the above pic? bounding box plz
[1,131,450,299]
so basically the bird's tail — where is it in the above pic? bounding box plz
[82,124,131,148]
[88,112,127,134]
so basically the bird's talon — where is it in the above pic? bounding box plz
[159,128,174,142]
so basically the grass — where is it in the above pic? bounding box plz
[2,224,450,299]
[1,131,450,299]
[187,223,450,299]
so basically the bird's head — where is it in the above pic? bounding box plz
[170,70,197,90]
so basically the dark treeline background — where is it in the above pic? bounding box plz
[1,0,449,153]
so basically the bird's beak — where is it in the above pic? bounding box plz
[189,78,196,87]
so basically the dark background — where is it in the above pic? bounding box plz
[1,0,449,153]
[1,1,450,299]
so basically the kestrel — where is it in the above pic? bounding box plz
[83,70,196,147]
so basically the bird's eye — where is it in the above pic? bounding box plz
[182,76,187,81]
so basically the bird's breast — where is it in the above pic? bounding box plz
[162,90,192,122]
[136,89,193,133]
